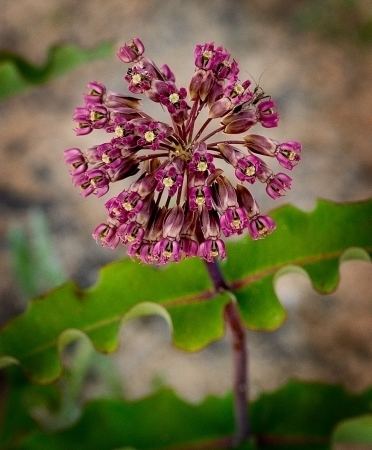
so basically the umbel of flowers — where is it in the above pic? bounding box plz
[65,38,301,264]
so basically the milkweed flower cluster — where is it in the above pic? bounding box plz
[65,38,301,264]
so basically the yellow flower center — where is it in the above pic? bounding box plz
[197,161,208,172]
[90,111,102,121]
[126,234,135,243]
[288,151,296,161]
[245,165,256,176]
[162,250,172,258]
[115,126,124,137]
[123,202,133,211]
[131,73,142,85]
[101,154,111,164]
[163,177,174,188]
[232,218,241,229]
[169,93,180,104]
[258,226,268,236]
[203,50,213,59]
[210,249,219,257]
[195,194,205,205]
[234,84,244,95]
[144,131,156,142]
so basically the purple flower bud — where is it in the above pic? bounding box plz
[209,97,233,118]
[180,237,199,258]
[266,173,292,199]
[235,155,264,184]
[220,207,248,237]
[153,238,181,264]
[105,157,140,182]
[117,38,145,63]
[244,134,276,156]
[199,239,226,262]
[86,143,121,164]
[117,221,145,245]
[64,148,87,175]
[189,70,205,101]
[104,93,141,109]
[257,99,279,128]
[133,174,159,197]
[84,81,106,105]
[213,176,238,211]
[74,169,109,197]
[161,64,175,82]
[92,222,120,249]
[275,141,301,170]
[218,143,240,166]
[162,206,184,239]
[248,215,276,240]
[201,208,221,239]
[222,110,257,134]
[236,185,259,217]
[199,70,215,102]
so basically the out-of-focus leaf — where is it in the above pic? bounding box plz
[0,199,371,383]
[0,42,113,100]
[332,415,372,445]
[3,381,372,450]
[8,210,65,299]
[252,382,372,450]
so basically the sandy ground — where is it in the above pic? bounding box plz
[0,0,371,400]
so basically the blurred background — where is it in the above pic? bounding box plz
[0,0,372,403]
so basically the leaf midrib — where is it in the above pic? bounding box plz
[13,244,372,362]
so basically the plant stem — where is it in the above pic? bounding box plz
[204,261,249,447]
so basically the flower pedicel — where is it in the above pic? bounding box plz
[65,38,302,264]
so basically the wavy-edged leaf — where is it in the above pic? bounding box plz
[0,199,371,383]
[3,380,372,450]
[223,198,372,330]
[332,415,372,445]
[0,42,113,100]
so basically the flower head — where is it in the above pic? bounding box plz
[65,38,302,264]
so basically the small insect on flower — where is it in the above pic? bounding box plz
[65,38,302,265]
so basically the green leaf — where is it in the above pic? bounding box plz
[332,415,372,444]
[8,210,65,299]
[0,199,371,383]
[3,380,372,450]
[252,382,372,450]
[0,42,113,100]
[222,199,372,330]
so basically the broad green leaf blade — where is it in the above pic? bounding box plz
[252,382,372,450]
[4,380,372,450]
[0,42,113,100]
[0,199,371,383]
[332,415,372,445]
[223,199,372,330]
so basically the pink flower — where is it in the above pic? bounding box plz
[65,38,301,265]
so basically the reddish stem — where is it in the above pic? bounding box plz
[204,261,250,446]
[208,140,246,147]
[193,118,212,143]
[201,125,225,143]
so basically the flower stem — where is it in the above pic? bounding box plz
[204,261,250,447]
[193,118,212,143]
[201,125,225,143]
